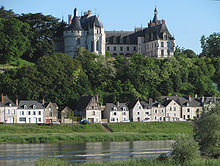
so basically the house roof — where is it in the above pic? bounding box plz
[75,96,93,111]
[69,16,83,31]
[140,101,152,109]
[105,103,128,111]
[18,100,44,109]
[0,96,16,107]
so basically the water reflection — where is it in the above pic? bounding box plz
[0,140,174,166]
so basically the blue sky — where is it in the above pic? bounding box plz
[1,0,220,54]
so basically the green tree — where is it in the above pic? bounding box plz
[18,13,60,62]
[68,110,77,124]
[0,18,31,63]
[194,103,220,158]
[0,6,17,19]
[171,134,200,164]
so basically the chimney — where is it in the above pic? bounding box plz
[96,94,99,103]
[201,96,204,103]
[195,94,198,98]
[1,93,3,105]
[162,19,165,24]
[214,96,216,104]
[84,11,88,16]
[68,15,72,25]
[189,95,192,101]
[42,98,45,105]
[16,98,19,106]
[149,98,153,106]
[117,101,119,107]
[88,10,92,16]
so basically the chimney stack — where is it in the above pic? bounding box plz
[149,98,153,106]
[117,101,119,107]
[74,8,78,17]
[42,98,45,105]
[96,94,99,103]
[68,15,72,25]
[16,98,18,106]
[162,19,165,24]
[201,96,205,103]
[189,95,192,101]
[88,10,92,16]
[1,93,3,105]
[195,94,198,98]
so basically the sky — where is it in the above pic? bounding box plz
[1,0,220,54]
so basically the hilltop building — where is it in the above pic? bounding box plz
[55,7,175,58]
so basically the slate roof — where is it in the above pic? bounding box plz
[152,100,164,107]
[140,101,152,109]
[75,96,93,111]
[0,96,16,107]
[80,15,102,31]
[18,100,44,109]
[195,97,220,105]
[69,16,83,31]
[105,103,128,111]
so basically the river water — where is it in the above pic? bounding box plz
[0,140,174,166]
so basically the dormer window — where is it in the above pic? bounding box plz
[123,107,126,111]
[24,105,27,109]
[186,102,189,106]
[92,111,95,116]
[33,105,36,109]
[9,103,12,107]
[113,107,117,111]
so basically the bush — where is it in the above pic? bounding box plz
[194,103,220,158]
[170,134,199,164]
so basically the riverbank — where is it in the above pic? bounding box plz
[0,122,193,143]
[35,158,220,166]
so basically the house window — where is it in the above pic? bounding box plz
[187,115,190,119]
[13,110,15,114]
[113,107,117,111]
[114,112,117,116]
[39,111,41,115]
[77,38,80,45]
[161,110,164,113]
[161,42,164,47]
[170,107,172,111]
[123,107,126,111]
[24,105,27,109]
[97,29,99,34]
[127,47,129,51]
[92,111,95,116]
[38,118,41,122]
[33,111,36,115]
[146,112,149,115]
[33,105,36,109]
[155,110,157,113]
[92,106,94,109]
[21,111,24,115]
[154,116,157,120]
[28,111,31,115]
[174,107,176,111]
[187,109,190,112]
[159,117,162,121]
[174,113,176,116]
[123,117,126,121]
[123,112,126,116]
[133,47,136,51]
[184,115,186,119]
[111,118,115,121]
[137,112,140,115]
[114,46,116,51]
[91,41,94,52]
[7,109,10,114]
[19,117,26,122]
[120,47,123,51]
[161,50,164,56]
[107,46,109,51]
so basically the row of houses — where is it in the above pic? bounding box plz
[0,94,219,124]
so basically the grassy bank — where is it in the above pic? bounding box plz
[35,158,220,166]
[0,122,193,143]
[0,57,34,67]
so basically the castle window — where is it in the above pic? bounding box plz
[120,47,123,51]
[96,41,99,51]
[114,46,116,51]
[107,46,109,51]
[133,47,136,51]
[97,29,99,34]
[77,38,80,45]
[161,42,164,47]
[91,41,94,52]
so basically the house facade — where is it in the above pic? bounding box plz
[44,102,59,123]
[75,95,102,123]
[103,102,129,123]
[162,99,181,121]
[0,95,17,123]
[151,100,166,121]
[17,100,45,123]
[128,100,151,122]
[59,106,73,124]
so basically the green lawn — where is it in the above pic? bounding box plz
[0,57,34,67]
[0,122,193,143]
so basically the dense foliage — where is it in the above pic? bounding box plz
[194,103,220,158]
